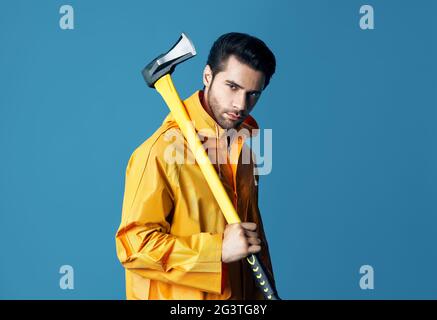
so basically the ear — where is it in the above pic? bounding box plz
[203,65,213,88]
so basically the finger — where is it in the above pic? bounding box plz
[247,237,261,245]
[244,230,259,238]
[240,222,257,231]
[248,245,261,254]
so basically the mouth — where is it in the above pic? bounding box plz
[225,112,242,121]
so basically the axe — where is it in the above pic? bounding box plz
[142,33,280,300]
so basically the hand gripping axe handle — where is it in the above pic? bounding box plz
[142,33,280,300]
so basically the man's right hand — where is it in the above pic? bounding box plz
[221,222,261,263]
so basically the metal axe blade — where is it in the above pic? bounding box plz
[142,33,197,88]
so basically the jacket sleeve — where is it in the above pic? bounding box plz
[115,138,224,294]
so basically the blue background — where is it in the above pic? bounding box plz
[0,0,436,299]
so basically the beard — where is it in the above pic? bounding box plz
[205,84,244,129]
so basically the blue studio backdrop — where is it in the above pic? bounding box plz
[0,0,436,299]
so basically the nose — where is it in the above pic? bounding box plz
[232,92,247,115]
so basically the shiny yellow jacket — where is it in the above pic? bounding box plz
[115,90,276,299]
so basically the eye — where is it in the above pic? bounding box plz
[228,83,237,90]
[249,92,260,98]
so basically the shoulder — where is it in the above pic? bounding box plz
[125,121,184,184]
[130,121,179,160]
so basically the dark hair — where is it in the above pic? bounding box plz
[206,32,276,89]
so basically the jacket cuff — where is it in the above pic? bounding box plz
[191,232,223,273]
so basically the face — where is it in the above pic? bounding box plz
[202,55,265,129]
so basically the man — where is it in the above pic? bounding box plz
[115,32,277,300]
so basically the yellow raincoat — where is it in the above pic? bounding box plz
[115,90,276,299]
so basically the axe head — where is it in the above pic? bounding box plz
[142,33,197,88]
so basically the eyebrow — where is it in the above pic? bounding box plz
[225,80,262,95]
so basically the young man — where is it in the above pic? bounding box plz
[115,32,277,299]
